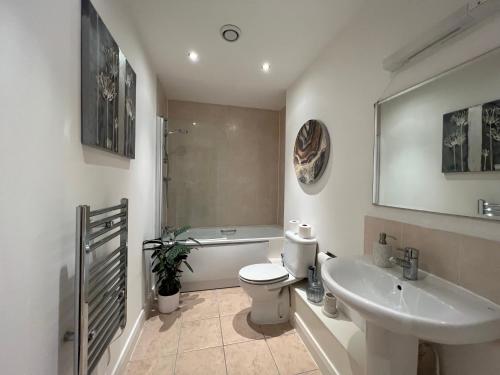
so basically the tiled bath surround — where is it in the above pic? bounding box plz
[167,100,285,228]
[364,216,500,374]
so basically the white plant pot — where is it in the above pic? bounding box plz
[158,291,180,314]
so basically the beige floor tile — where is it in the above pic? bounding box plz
[224,340,279,375]
[266,333,318,375]
[125,354,175,375]
[127,288,322,375]
[131,313,181,361]
[154,355,176,374]
[178,317,223,352]
[143,311,182,332]
[175,346,227,375]
[126,359,153,375]
[181,289,218,301]
[219,292,251,316]
[257,321,295,338]
[180,293,219,322]
[217,287,246,297]
[220,310,264,345]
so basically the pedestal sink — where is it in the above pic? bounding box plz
[322,256,500,375]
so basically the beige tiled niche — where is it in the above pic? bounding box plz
[167,100,284,227]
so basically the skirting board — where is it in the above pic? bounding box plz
[294,313,339,375]
[181,279,239,292]
[111,309,145,375]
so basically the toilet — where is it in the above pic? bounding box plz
[239,230,317,324]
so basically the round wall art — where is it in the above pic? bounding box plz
[293,120,330,184]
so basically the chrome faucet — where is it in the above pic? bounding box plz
[390,247,419,280]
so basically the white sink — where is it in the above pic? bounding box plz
[322,256,500,375]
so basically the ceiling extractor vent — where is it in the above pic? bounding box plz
[220,24,241,42]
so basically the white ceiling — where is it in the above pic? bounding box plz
[124,0,363,110]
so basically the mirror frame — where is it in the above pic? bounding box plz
[372,46,500,221]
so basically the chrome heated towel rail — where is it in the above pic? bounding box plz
[72,199,128,374]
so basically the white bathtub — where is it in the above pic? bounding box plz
[177,225,284,292]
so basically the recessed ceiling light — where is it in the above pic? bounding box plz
[192,122,198,126]
[188,51,199,62]
[262,62,271,73]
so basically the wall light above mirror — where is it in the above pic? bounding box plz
[373,46,500,220]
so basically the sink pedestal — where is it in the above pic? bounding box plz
[365,321,419,375]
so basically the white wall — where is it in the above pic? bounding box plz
[0,1,158,374]
[285,1,500,373]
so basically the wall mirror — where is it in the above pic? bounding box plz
[374,47,500,220]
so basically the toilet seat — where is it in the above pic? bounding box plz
[239,263,289,285]
[239,232,317,325]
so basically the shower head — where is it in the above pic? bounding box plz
[167,129,189,135]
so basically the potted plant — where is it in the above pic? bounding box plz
[143,226,199,314]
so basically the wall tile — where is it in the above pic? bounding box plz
[459,235,500,305]
[167,100,281,227]
[364,215,500,304]
[402,224,460,284]
[363,216,402,255]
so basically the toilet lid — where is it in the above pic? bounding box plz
[239,264,289,284]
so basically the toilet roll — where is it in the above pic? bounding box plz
[298,223,313,239]
[287,219,300,233]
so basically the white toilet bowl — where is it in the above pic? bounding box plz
[238,231,317,325]
[239,263,298,324]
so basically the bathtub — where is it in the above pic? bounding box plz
[176,225,284,292]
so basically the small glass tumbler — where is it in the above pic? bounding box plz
[306,266,324,303]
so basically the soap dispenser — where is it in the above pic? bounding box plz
[373,232,393,268]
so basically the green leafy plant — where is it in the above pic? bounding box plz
[143,226,199,296]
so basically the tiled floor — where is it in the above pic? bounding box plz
[126,287,321,375]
